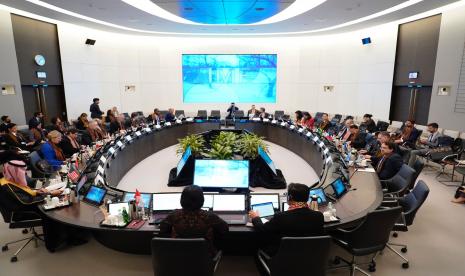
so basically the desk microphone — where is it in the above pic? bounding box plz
[349,168,359,180]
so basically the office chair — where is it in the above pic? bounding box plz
[0,184,44,262]
[210,110,221,120]
[175,110,185,118]
[332,207,402,275]
[196,110,208,119]
[258,236,331,276]
[429,137,463,185]
[30,151,54,179]
[376,121,389,132]
[151,238,222,276]
[274,110,284,120]
[409,159,424,189]
[381,164,415,197]
[383,181,430,269]
[235,110,245,118]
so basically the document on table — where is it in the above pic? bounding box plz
[357,167,376,173]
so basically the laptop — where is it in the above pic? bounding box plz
[150,193,182,224]
[309,188,329,206]
[330,177,348,199]
[83,185,107,206]
[212,194,247,225]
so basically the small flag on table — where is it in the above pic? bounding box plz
[67,170,80,183]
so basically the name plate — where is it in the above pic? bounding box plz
[116,141,123,147]
[135,131,142,137]
[99,156,107,163]
[125,135,132,142]
[155,124,161,129]
[97,166,104,175]
[289,125,296,130]
[165,122,172,126]
[298,128,304,133]
[108,147,116,155]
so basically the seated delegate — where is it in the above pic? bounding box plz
[226,102,239,119]
[408,122,442,166]
[81,120,106,146]
[41,130,67,171]
[59,129,81,158]
[159,185,229,256]
[365,141,403,180]
[248,183,324,256]
[394,119,420,149]
[347,125,367,150]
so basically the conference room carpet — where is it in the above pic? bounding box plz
[1,170,463,275]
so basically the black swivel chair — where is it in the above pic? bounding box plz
[151,238,222,276]
[30,151,53,179]
[0,185,44,262]
[235,110,245,118]
[384,180,430,268]
[210,110,221,120]
[175,110,185,118]
[274,110,285,120]
[381,164,416,197]
[332,207,402,275]
[376,120,389,132]
[196,110,208,119]
[258,236,332,276]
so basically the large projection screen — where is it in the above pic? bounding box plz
[182,54,277,103]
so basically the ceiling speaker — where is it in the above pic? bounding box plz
[85,39,96,45]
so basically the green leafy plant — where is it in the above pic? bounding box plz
[203,131,238,159]
[203,143,234,159]
[236,133,269,159]
[177,134,206,156]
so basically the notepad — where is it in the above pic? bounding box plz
[358,167,376,173]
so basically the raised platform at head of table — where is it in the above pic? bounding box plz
[39,121,383,255]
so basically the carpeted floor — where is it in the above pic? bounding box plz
[1,165,463,276]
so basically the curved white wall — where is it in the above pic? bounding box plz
[58,22,398,120]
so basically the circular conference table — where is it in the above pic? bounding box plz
[39,121,383,255]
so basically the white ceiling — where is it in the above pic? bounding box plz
[0,0,460,35]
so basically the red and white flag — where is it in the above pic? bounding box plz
[67,170,80,183]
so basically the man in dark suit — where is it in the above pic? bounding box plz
[258,107,269,119]
[249,183,324,256]
[347,125,367,150]
[408,122,442,166]
[90,98,104,119]
[164,108,176,122]
[0,115,12,133]
[226,102,239,119]
[247,105,259,118]
[28,112,43,130]
[366,141,403,180]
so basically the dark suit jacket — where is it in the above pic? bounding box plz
[4,133,28,150]
[226,106,239,118]
[164,113,175,122]
[348,132,367,150]
[90,103,103,119]
[371,153,403,180]
[252,207,325,255]
[59,136,80,158]
[28,117,41,129]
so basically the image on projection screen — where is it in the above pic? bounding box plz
[182,54,277,103]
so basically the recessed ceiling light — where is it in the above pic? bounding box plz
[255,7,264,11]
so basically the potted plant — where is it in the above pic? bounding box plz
[203,131,238,159]
[236,133,269,160]
[177,134,206,157]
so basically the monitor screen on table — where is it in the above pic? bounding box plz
[176,146,191,176]
[152,193,182,211]
[212,194,246,212]
[250,194,279,209]
[193,160,249,188]
[258,146,277,175]
[123,192,152,209]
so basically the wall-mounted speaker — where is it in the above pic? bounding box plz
[85,39,96,45]
[362,37,371,45]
